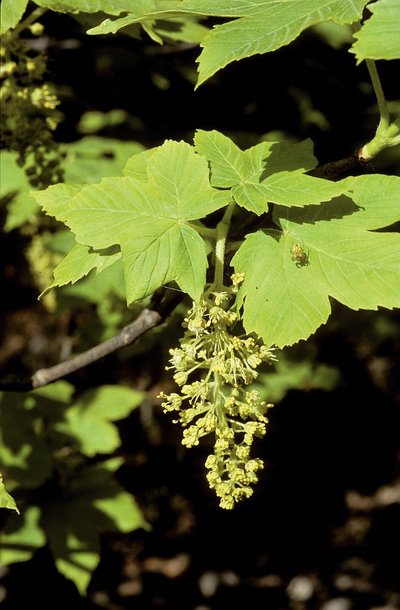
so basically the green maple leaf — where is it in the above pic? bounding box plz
[351,0,400,61]
[233,174,400,347]
[34,0,148,15]
[195,130,348,214]
[181,0,370,85]
[85,1,369,86]
[33,140,230,305]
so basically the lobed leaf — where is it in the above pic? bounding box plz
[195,130,347,214]
[86,0,183,34]
[34,140,230,304]
[233,173,400,347]
[56,386,144,456]
[184,0,370,85]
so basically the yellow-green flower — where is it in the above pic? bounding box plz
[158,279,276,509]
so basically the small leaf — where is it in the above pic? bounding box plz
[0,151,39,231]
[351,0,400,61]
[0,474,19,513]
[236,170,347,210]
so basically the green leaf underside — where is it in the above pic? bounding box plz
[233,174,400,347]
[1,140,142,232]
[87,0,369,85]
[33,141,230,304]
[351,0,400,61]
[86,1,185,35]
[195,130,347,214]
[34,0,155,15]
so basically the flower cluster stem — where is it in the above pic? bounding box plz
[12,7,47,37]
[213,202,236,291]
[359,59,400,160]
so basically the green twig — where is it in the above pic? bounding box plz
[365,59,390,128]
[213,202,236,291]
[12,6,47,37]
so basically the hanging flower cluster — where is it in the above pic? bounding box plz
[0,22,63,188]
[159,275,276,509]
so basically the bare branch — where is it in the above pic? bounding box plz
[0,293,182,392]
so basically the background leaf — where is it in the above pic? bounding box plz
[0,506,45,564]
[56,386,144,456]
[41,460,147,593]
[0,139,143,232]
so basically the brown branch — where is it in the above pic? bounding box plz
[0,292,182,392]
[310,150,365,180]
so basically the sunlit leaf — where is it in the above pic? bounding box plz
[34,140,230,304]
[233,174,400,347]
[351,0,400,61]
[195,130,347,214]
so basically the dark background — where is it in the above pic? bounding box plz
[1,10,400,610]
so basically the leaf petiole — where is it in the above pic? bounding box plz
[213,202,236,291]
